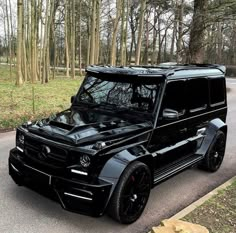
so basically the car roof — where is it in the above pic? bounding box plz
[86,64,226,80]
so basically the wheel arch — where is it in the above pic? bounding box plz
[197,118,227,157]
[98,148,154,214]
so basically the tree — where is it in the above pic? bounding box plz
[16,0,23,86]
[188,0,208,63]
[135,0,146,65]
[31,0,37,83]
[64,0,70,77]
[70,0,75,78]
[110,0,121,65]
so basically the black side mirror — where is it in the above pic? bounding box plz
[162,108,179,120]
[71,95,75,104]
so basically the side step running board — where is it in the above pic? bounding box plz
[153,155,203,184]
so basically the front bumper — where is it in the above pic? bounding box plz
[9,148,112,217]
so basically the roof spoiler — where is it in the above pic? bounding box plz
[186,64,226,74]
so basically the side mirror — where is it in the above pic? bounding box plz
[71,95,75,104]
[162,108,179,120]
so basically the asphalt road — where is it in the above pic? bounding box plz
[1,79,236,233]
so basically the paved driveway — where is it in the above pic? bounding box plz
[0,79,236,233]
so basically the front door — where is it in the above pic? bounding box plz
[149,79,192,170]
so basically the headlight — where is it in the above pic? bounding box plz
[79,155,91,168]
[18,133,25,145]
[16,131,25,152]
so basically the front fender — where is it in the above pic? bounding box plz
[98,148,153,213]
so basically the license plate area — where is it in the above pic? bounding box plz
[24,164,51,186]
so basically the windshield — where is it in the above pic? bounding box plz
[76,76,163,113]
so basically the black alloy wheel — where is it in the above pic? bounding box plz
[108,161,151,224]
[200,131,226,172]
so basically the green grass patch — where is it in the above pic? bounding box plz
[183,179,236,233]
[0,65,83,129]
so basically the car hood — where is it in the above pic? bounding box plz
[26,108,153,148]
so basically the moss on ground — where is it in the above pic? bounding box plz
[183,180,236,233]
[0,65,83,129]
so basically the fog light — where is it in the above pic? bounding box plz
[80,155,91,168]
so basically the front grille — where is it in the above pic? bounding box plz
[25,137,68,168]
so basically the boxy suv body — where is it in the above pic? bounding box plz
[9,64,227,223]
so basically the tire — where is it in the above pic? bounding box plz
[200,131,226,172]
[107,161,151,224]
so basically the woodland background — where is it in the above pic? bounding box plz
[0,0,233,85]
[0,0,236,128]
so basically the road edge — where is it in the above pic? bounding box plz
[170,175,236,220]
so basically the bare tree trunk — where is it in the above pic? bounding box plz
[151,10,158,65]
[216,22,223,64]
[170,12,177,61]
[42,0,54,83]
[38,0,43,81]
[188,0,207,63]
[16,0,23,86]
[78,0,82,75]
[22,2,27,82]
[120,0,126,65]
[3,9,8,63]
[157,17,161,63]
[95,0,100,64]
[143,7,150,65]
[31,0,37,83]
[110,0,121,65]
[176,0,184,63]
[5,0,12,79]
[70,0,75,78]
[89,0,96,65]
[135,0,146,65]
[8,0,15,65]
[64,0,70,77]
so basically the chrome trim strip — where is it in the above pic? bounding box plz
[197,128,206,135]
[71,169,88,176]
[152,135,204,157]
[24,164,51,177]
[16,146,23,152]
[11,164,19,173]
[155,140,188,155]
[64,192,93,201]
[54,189,66,209]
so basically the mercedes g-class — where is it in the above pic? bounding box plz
[9,64,227,223]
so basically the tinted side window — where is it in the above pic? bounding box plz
[209,78,225,106]
[187,78,208,112]
[161,80,186,115]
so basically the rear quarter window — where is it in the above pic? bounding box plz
[209,77,225,106]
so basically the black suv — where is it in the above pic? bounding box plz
[9,64,227,223]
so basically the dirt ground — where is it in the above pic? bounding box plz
[183,180,236,233]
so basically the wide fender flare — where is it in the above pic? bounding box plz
[98,149,153,212]
[196,118,227,157]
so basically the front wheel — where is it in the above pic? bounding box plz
[107,161,151,224]
[200,131,226,172]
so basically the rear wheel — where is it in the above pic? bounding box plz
[200,131,226,172]
[108,161,151,224]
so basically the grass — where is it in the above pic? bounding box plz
[183,179,236,233]
[0,65,83,130]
